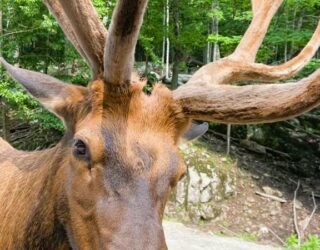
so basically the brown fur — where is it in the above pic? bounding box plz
[0,144,70,249]
[0,80,190,249]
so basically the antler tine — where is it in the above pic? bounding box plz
[43,0,107,79]
[104,0,149,88]
[173,0,320,125]
[185,21,320,86]
[231,0,283,63]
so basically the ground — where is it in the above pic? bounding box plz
[164,221,282,250]
[165,131,320,248]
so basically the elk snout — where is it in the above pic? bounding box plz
[102,217,167,250]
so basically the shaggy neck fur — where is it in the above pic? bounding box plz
[0,139,71,249]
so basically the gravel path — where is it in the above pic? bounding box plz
[164,221,283,250]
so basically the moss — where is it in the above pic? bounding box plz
[181,141,236,178]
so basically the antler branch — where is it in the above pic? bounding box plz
[174,0,320,124]
[104,0,149,87]
[43,0,107,78]
[174,69,320,124]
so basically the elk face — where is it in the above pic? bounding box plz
[0,59,200,249]
[62,81,190,250]
[0,59,209,250]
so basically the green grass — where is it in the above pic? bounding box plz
[285,234,320,250]
[238,232,258,242]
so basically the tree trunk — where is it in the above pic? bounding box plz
[161,3,166,76]
[165,37,170,79]
[212,42,220,62]
[171,0,181,89]
[206,1,220,63]
[284,3,289,62]
[206,27,211,63]
[144,54,149,76]
[165,0,170,79]
[226,124,231,155]
[44,34,50,74]
[289,8,300,58]
[171,60,179,89]
[1,99,9,141]
[211,1,220,62]
[0,7,2,56]
[284,42,288,62]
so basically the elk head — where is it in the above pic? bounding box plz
[0,0,319,249]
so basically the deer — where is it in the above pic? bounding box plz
[0,0,319,249]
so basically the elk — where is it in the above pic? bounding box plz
[0,0,319,249]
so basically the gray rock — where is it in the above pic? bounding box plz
[224,175,234,197]
[168,143,235,222]
[294,199,303,209]
[200,187,212,203]
[188,167,201,203]
[176,181,186,204]
[200,173,212,190]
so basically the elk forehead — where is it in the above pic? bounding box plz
[75,79,189,166]
[78,79,188,136]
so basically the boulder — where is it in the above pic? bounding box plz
[169,142,236,222]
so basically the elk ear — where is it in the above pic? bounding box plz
[181,122,209,142]
[0,57,87,119]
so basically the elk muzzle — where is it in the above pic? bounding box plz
[95,193,168,250]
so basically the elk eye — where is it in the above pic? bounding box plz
[73,139,89,160]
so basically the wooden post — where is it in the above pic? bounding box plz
[0,98,9,141]
[165,0,170,79]
[227,124,231,155]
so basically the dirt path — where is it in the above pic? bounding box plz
[164,221,283,250]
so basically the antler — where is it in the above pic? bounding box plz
[173,0,320,124]
[44,0,149,88]
[104,0,149,87]
[43,0,107,79]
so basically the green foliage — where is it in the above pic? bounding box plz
[208,34,242,55]
[0,0,95,135]
[286,234,299,249]
[285,234,320,250]
[92,0,111,18]
[297,59,320,78]
[208,34,242,45]
[301,236,320,250]
[139,35,162,65]
[0,79,64,132]
[208,8,224,21]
